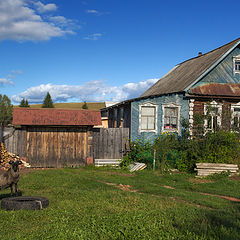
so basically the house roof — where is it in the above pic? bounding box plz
[13,108,102,126]
[190,83,240,97]
[141,38,240,98]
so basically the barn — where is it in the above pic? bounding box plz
[6,108,102,167]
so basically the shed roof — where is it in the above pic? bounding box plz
[13,108,102,126]
[141,38,240,98]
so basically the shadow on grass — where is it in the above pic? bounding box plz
[0,191,23,200]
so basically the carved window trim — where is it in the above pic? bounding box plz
[139,102,158,133]
[231,102,240,129]
[162,103,181,134]
[204,101,222,132]
[233,55,240,75]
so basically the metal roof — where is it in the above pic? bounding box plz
[190,83,240,97]
[141,38,240,98]
[13,108,102,126]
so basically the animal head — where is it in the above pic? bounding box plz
[9,160,23,172]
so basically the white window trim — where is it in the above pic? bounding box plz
[231,102,240,128]
[233,55,240,75]
[139,102,158,133]
[204,101,222,132]
[162,103,181,134]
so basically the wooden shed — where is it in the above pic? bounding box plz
[8,108,102,168]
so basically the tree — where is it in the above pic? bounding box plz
[82,101,88,109]
[0,94,13,142]
[19,98,30,107]
[42,92,54,108]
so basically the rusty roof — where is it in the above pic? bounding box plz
[190,83,240,96]
[141,38,240,98]
[13,108,102,126]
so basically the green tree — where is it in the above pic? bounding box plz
[19,98,30,107]
[82,101,88,109]
[42,92,54,108]
[0,94,13,142]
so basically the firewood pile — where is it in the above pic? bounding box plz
[0,142,30,170]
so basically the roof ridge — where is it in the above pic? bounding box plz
[177,37,240,66]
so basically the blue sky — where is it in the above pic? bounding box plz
[0,0,239,104]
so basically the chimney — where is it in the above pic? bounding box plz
[198,52,202,56]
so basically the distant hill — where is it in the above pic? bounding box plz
[14,102,106,110]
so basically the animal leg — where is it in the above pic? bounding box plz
[10,183,13,196]
[15,183,18,196]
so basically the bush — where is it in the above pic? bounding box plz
[120,138,153,169]
[121,130,240,173]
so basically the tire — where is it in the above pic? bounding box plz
[1,196,49,210]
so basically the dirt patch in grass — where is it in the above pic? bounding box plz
[199,192,240,202]
[104,171,135,177]
[230,175,240,181]
[162,185,175,189]
[188,178,215,184]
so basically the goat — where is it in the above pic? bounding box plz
[0,160,22,196]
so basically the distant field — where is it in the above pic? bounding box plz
[14,102,106,110]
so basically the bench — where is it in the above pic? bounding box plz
[195,163,239,177]
[94,159,121,167]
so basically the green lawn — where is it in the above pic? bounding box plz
[0,168,240,240]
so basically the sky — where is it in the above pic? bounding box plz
[0,0,239,104]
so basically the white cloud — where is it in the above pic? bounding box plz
[86,9,98,14]
[34,1,57,13]
[84,33,102,41]
[11,79,159,103]
[0,70,22,86]
[0,0,76,42]
[86,9,110,16]
[0,78,14,85]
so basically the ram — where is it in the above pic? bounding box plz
[0,160,22,196]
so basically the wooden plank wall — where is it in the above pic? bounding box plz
[4,126,92,168]
[4,127,130,167]
[93,128,129,160]
[4,127,26,158]
[26,126,90,167]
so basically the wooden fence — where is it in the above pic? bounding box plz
[93,128,129,160]
[3,127,130,167]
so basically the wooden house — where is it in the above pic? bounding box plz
[8,108,102,167]
[102,38,240,140]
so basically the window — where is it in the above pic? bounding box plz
[231,103,240,129]
[233,55,240,75]
[162,103,181,133]
[204,101,222,131]
[139,103,158,133]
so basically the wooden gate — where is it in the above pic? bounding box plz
[93,128,129,160]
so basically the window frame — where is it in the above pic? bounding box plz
[139,102,158,133]
[204,101,222,132]
[162,103,181,134]
[233,55,240,75]
[231,102,240,129]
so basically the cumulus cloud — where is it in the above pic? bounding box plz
[11,79,159,103]
[0,0,76,42]
[84,33,102,40]
[34,1,57,13]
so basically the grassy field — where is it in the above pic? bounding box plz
[0,168,240,240]
[14,102,106,110]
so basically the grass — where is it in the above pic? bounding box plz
[14,102,106,110]
[0,168,240,240]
